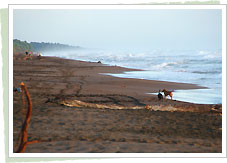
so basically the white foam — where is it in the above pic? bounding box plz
[149,89,222,104]
[46,49,222,104]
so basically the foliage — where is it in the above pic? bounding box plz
[13,39,82,53]
[13,39,33,54]
[30,42,81,52]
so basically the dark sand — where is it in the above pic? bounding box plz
[13,54,222,153]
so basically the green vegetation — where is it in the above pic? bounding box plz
[13,39,82,54]
[13,39,33,53]
[30,42,81,52]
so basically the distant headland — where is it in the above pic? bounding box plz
[13,39,82,54]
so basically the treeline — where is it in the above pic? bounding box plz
[13,39,33,53]
[13,39,82,54]
[30,42,81,52]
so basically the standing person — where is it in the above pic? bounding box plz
[24,51,29,60]
[28,51,32,60]
[38,52,42,60]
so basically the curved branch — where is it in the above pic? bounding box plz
[16,82,33,153]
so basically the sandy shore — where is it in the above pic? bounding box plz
[13,54,222,153]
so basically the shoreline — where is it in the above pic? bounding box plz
[66,56,221,105]
[13,54,218,104]
[13,53,222,153]
[51,55,211,90]
[65,55,209,89]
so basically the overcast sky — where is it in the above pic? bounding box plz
[13,9,222,51]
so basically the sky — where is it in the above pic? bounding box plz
[13,9,222,51]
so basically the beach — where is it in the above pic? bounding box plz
[13,54,222,153]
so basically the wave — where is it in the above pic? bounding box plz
[192,70,221,74]
[197,50,222,59]
[203,54,222,59]
[152,62,180,69]
[199,50,210,55]
[176,69,187,72]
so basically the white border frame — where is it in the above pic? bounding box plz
[9,4,227,158]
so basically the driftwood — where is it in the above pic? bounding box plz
[16,82,39,153]
[61,99,144,110]
[61,99,179,111]
[21,86,25,115]
[60,99,222,114]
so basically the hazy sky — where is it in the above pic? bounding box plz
[13,9,222,51]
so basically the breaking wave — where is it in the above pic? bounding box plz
[44,49,222,104]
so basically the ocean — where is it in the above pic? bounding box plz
[45,49,222,104]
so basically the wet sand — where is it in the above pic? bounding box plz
[13,54,222,153]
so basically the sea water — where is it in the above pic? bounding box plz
[45,49,222,104]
